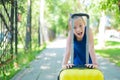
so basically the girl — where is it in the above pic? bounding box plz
[62,16,98,69]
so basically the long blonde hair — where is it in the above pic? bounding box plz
[68,16,86,30]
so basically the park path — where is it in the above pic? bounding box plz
[11,37,120,80]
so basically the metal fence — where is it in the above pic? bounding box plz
[0,0,17,79]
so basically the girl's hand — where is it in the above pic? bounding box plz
[62,64,74,69]
[85,64,98,69]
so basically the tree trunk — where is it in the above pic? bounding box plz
[25,0,32,50]
[39,0,45,45]
[97,11,106,49]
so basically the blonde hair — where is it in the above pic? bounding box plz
[68,16,86,30]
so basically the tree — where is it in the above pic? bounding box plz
[99,0,120,29]
[97,11,107,48]
[39,0,46,46]
[25,0,32,50]
[44,0,84,36]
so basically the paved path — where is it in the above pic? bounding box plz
[11,37,120,80]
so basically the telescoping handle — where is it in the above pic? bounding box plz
[70,13,90,64]
[71,13,89,19]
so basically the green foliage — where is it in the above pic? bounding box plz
[0,0,10,4]
[44,0,83,35]
[98,0,120,29]
[2,0,120,79]
[88,1,101,28]
[87,0,120,30]
[99,0,118,11]
[0,0,45,79]
[18,0,27,13]
[110,13,120,29]
[1,44,46,80]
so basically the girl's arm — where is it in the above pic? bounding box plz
[62,31,73,68]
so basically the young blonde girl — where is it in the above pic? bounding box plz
[62,16,98,69]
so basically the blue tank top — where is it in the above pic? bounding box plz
[73,27,92,66]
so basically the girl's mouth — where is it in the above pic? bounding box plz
[77,32,82,36]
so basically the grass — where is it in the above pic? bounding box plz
[95,40,120,67]
[0,43,46,80]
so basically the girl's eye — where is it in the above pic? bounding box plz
[79,25,82,27]
[74,26,76,29]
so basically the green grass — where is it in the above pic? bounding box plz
[105,41,120,46]
[95,40,120,67]
[1,43,46,80]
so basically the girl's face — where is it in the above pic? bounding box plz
[73,17,85,41]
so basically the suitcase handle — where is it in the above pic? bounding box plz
[71,13,89,19]
[70,65,94,69]
[70,13,90,64]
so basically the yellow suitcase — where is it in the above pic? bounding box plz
[59,68,104,80]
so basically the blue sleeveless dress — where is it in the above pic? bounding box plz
[73,27,92,66]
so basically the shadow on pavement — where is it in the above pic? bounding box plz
[97,55,120,80]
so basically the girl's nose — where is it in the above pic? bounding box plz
[76,27,81,31]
